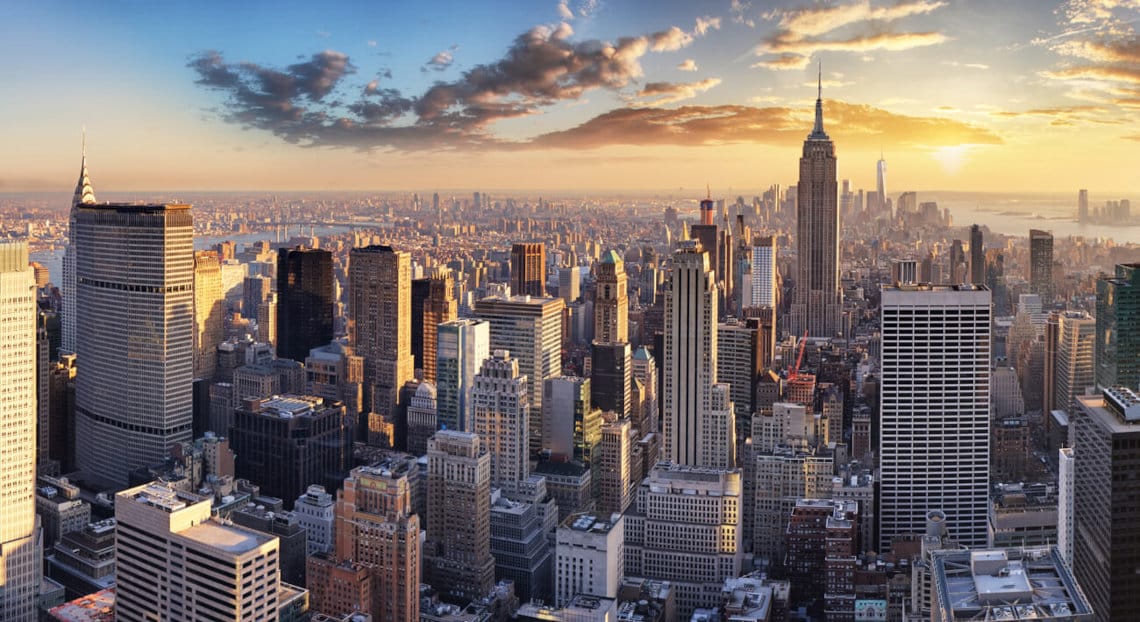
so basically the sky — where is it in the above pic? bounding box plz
[2,0,1139,195]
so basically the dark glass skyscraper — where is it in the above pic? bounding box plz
[1030,229,1054,302]
[790,75,841,338]
[276,247,334,363]
[1096,263,1140,390]
[969,224,985,285]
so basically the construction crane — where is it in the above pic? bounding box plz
[788,330,809,383]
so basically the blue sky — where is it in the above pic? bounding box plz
[2,0,1138,193]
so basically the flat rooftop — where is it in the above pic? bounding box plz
[564,512,619,534]
[932,548,1093,621]
[181,520,274,554]
[48,588,115,622]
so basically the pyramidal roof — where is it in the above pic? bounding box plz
[601,249,622,264]
[73,131,96,206]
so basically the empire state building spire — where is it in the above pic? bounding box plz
[73,129,96,206]
[809,63,828,140]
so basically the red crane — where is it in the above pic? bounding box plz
[788,330,809,383]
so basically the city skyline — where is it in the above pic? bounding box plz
[4,0,1140,194]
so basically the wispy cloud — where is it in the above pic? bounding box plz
[752,53,811,71]
[530,101,1001,150]
[731,0,756,28]
[632,78,722,107]
[754,0,949,67]
[1038,1,1140,111]
[423,47,456,72]
[677,59,698,72]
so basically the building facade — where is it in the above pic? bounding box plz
[0,242,41,620]
[436,319,491,432]
[879,285,991,550]
[790,80,842,338]
[277,247,335,363]
[74,202,194,488]
[349,245,415,418]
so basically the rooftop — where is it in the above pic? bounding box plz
[48,589,115,622]
[180,519,275,554]
[563,512,620,535]
[932,547,1093,621]
[126,483,206,513]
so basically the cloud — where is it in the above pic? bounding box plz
[731,0,756,27]
[944,60,990,70]
[423,48,455,72]
[803,79,852,88]
[648,26,693,52]
[632,78,722,107]
[367,40,377,48]
[989,104,1124,126]
[764,0,946,39]
[752,53,811,71]
[557,0,599,20]
[1123,133,1140,140]
[529,101,1001,150]
[1038,1,1140,112]
[694,16,722,36]
[754,0,949,68]
[677,59,698,71]
[762,31,949,56]
[189,22,670,150]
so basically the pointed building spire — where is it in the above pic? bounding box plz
[809,61,829,140]
[73,128,96,206]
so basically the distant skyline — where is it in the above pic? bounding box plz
[3,0,1140,193]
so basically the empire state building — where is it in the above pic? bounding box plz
[790,73,842,338]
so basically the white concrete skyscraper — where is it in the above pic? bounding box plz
[879,284,991,550]
[663,240,734,468]
[74,201,194,488]
[0,241,42,620]
[749,235,776,308]
[790,73,842,338]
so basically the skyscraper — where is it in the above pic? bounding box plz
[425,431,495,604]
[115,483,281,620]
[472,350,530,490]
[62,140,96,355]
[749,235,777,308]
[876,151,887,214]
[879,284,991,550]
[790,75,842,338]
[74,201,194,488]
[0,242,41,620]
[1044,311,1096,415]
[594,250,628,344]
[511,242,547,297]
[1095,263,1140,390]
[192,251,224,381]
[1029,229,1055,302]
[334,461,421,622]
[230,395,353,503]
[422,273,457,384]
[1078,189,1089,223]
[969,224,985,285]
[1071,388,1140,622]
[474,294,564,452]
[277,247,334,363]
[663,240,735,468]
[436,318,491,432]
[349,245,414,417]
[590,341,631,418]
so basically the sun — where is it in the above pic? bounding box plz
[931,145,972,176]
